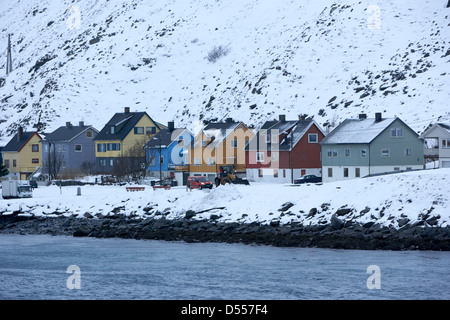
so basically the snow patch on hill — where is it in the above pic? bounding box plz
[0,0,449,144]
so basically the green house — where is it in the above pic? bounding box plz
[320,113,424,182]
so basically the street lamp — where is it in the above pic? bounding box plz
[153,136,162,186]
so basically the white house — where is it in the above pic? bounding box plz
[419,123,450,168]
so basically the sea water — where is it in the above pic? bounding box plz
[0,234,448,300]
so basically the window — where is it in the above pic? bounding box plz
[405,148,412,156]
[13,160,16,167]
[231,139,238,148]
[44,144,48,152]
[345,149,350,157]
[308,134,318,143]
[442,139,450,149]
[283,169,286,178]
[107,143,120,151]
[328,168,333,177]
[271,134,278,144]
[109,159,114,167]
[265,134,270,144]
[4,160,9,168]
[381,149,390,157]
[99,159,106,167]
[32,144,39,152]
[271,152,279,162]
[75,144,82,152]
[355,168,360,177]
[327,149,338,157]
[256,152,264,162]
[394,167,400,171]
[361,149,367,157]
[86,131,93,138]
[258,169,263,178]
[134,127,144,134]
[97,144,106,152]
[390,128,403,138]
[32,159,39,164]
[193,158,202,166]
[110,127,115,134]
[274,169,278,178]
[201,140,206,147]
[343,168,349,178]
[146,127,156,135]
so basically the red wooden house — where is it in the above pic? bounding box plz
[245,115,325,183]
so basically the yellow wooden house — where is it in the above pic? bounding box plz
[1,128,43,180]
[189,119,255,180]
[94,107,165,174]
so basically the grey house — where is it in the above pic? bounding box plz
[40,122,98,176]
[419,123,450,169]
[320,113,424,182]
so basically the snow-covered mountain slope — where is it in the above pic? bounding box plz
[0,0,449,144]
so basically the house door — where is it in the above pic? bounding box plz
[301,169,306,177]
[20,173,28,180]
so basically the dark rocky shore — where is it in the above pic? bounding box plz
[1,213,450,251]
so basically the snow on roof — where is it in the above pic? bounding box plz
[321,118,397,144]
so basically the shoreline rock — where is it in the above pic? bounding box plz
[1,214,449,251]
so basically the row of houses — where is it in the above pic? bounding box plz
[1,108,449,185]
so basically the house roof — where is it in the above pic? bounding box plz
[3,132,41,152]
[42,124,98,142]
[145,128,191,149]
[437,123,450,134]
[320,117,412,145]
[202,122,242,149]
[245,119,322,151]
[94,111,161,141]
[419,122,450,139]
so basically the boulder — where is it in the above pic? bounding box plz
[185,210,196,219]
[330,214,344,230]
[335,208,352,216]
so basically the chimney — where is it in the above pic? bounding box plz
[17,126,23,142]
[124,107,130,114]
[298,115,305,121]
[359,113,367,120]
[225,117,233,123]
[375,112,382,123]
[79,121,84,127]
[168,121,175,132]
[279,114,286,122]
[66,122,72,128]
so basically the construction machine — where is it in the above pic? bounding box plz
[214,165,250,187]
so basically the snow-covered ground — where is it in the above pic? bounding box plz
[1,168,449,229]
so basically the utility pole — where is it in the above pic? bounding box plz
[6,34,13,75]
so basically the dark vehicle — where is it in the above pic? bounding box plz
[187,176,213,190]
[294,175,322,184]
[29,180,38,189]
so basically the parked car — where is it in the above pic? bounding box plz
[294,175,322,184]
[187,176,213,189]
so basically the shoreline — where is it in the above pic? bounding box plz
[1,214,450,251]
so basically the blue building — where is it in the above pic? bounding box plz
[145,122,193,185]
